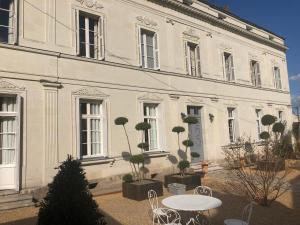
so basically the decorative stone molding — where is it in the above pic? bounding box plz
[76,0,103,10]
[166,18,175,25]
[186,97,204,104]
[40,79,62,89]
[138,93,163,102]
[0,79,25,91]
[136,16,158,28]
[169,94,180,100]
[72,87,108,97]
[183,28,200,42]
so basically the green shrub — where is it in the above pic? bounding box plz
[183,116,198,124]
[260,131,270,140]
[129,154,145,164]
[172,126,185,133]
[122,174,133,183]
[272,122,285,133]
[137,142,149,150]
[135,122,151,131]
[182,139,194,147]
[114,117,128,126]
[191,152,200,158]
[261,114,276,126]
[37,155,106,225]
[178,160,190,171]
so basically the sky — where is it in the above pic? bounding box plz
[208,0,300,112]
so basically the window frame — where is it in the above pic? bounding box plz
[75,9,105,60]
[255,109,263,141]
[0,0,18,44]
[184,40,201,77]
[77,98,108,159]
[250,60,262,87]
[273,66,282,90]
[227,107,237,143]
[138,27,160,70]
[223,52,235,82]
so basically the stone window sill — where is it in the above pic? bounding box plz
[80,157,115,166]
[143,151,170,158]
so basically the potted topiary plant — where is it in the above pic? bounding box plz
[164,115,203,190]
[115,118,163,201]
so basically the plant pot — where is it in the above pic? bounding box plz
[122,179,163,201]
[201,162,209,174]
[164,173,202,191]
[239,158,245,167]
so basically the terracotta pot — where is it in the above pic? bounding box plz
[201,162,209,174]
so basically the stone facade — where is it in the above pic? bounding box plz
[0,0,292,190]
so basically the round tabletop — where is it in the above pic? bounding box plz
[162,194,222,211]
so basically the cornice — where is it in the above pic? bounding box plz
[149,0,287,52]
[0,79,25,91]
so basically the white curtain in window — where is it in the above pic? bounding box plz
[90,119,101,155]
[0,96,16,165]
[149,118,157,150]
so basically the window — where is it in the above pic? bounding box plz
[273,67,282,89]
[0,0,16,44]
[184,41,201,77]
[278,111,283,121]
[223,52,235,81]
[227,108,236,143]
[143,103,159,151]
[256,109,262,140]
[250,60,261,87]
[139,28,159,69]
[79,100,105,158]
[77,11,104,59]
[0,96,18,165]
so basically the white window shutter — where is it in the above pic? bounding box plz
[137,27,142,67]
[75,9,80,56]
[184,41,189,74]
[15,95,21,191]
[154,32,160,70]
[196,44,201,77]
[12,0,18,45]
[257,63,261,87]
[230,55,235,81]
[98,16,105,60]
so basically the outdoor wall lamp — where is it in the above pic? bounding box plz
[209,113,215,122]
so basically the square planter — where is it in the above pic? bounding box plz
[164,173,202,191]
[122,179,163,201]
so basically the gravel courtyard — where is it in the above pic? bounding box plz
[0,169,299,225]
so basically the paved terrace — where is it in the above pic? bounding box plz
[0,170,299,225]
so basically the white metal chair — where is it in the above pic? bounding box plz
[194,186,212,196]
[224,202,254,225]
[194,186,212,216]
[156,208,182,225]
[186,217,210,225]
[148,189,169,225]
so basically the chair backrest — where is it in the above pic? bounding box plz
[148,189,159,211]
[165,209,181,224]
[194,186,212,196]
[242,202,254,224]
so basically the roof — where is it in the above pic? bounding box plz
[197,0,285,40]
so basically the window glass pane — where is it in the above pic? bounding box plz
[79,15,85,29]
[89,44,95,58]
[90,102,101,115]
[80,102,87,115]
[0,117,16,164]
[91,119,101,155]
[80,118,87,157]
[0,96,16,112]
[148,118,157,150]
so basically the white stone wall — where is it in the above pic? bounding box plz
[0,0,292,189]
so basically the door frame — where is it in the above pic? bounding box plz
[185,103,206,162]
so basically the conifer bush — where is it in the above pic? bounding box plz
[37,155,106,225]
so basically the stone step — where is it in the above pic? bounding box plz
[0,190,18,197]
[0,199,34,211]
[0,194,32,204]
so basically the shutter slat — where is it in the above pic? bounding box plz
[98,16,105,60]
[154,32,160,70]
[196,44,201,77]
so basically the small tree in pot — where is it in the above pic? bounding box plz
[165,115,202,190]
[115,118,163,201]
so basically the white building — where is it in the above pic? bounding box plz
[0,0,292,191]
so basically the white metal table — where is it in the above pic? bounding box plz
[162,194,222,211]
